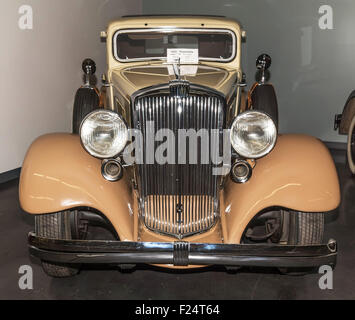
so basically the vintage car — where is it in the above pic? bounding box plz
[334,91,355,175]
[20,15,340,277]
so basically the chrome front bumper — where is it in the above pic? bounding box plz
[28,232,337,268]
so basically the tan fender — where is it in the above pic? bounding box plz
[221,134,340,244]
[19,134,136,241]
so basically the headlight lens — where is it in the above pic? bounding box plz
[230,111,277,158]
[80,110,128,159]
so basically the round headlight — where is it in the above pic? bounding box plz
[80,110,128,159]
[230,111,277,158]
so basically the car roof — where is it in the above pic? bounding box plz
[122,14,226,18]
[108,15,242,31]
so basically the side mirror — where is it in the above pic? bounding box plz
[256,54,271,83]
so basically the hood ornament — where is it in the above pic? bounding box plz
[172,57,181,80]
[169,57,189,96]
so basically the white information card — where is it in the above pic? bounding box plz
[167,48,199,76]
[167,48,199,64]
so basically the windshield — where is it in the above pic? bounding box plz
[113,28,236,62]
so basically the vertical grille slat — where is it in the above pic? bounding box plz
[134,90,224,238]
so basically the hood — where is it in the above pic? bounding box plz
[110,63,239,102]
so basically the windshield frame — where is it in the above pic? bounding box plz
[112,27,237,63]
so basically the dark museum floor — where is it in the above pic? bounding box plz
[0,149,354,300]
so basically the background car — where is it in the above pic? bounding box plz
[334,91,355,174]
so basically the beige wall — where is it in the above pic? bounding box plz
[0,0,142,173]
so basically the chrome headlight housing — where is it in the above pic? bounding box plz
[230,111,277,158]
[80,110,128,159]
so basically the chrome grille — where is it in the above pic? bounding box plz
[143,195,217,236]
[133,89,225,238]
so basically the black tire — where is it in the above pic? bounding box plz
[251,84,279,129]
[72,87,99,134]
[287,211,324,245]
[35,211,80,278]
[347,116,355,175]
[279,211,324,275]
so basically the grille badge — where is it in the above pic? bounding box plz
[176,204,183,224]
[169,80,190,97]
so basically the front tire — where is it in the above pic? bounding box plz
[72,87,99,134]
[286,211,324,245]
[35,211,81,278]
[279,211,324,275]
[347,115,355,175]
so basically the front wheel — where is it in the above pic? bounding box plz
[282,210,324,245]
[35,211,83,278]
[347,115,355,175]
[279,211,324,275]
